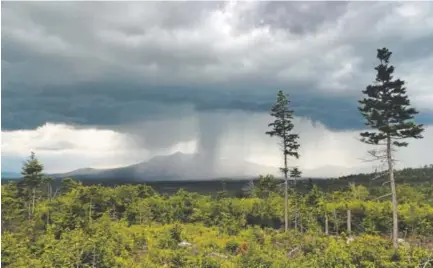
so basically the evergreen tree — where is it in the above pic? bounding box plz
[60,177,81,194]
[43,176,55,200]
[240,180,255,198]
[358,47,424,249]
[255,175,281,198]
[306,178,314,192]
[21,152,45,218]
[266,90,300,232]
[290,167,302,187]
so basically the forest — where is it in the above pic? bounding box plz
[2,48,433,267]
[2,163,433,267]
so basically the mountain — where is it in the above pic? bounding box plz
[50,152,279,181]
[301,165,370,178]
[1,171,21,179]
[51,167,102,178]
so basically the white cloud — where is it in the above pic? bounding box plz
[220,113,433,177]
[1,123,197,173]
[2,114,431,178]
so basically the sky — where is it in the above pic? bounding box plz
[1,1,433,178]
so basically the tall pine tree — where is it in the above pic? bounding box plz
[266,90,300,232]
[21,152,45,218]
[358,47,424,249]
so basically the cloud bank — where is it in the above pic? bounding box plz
[2,113,432,178]
[2,2,433,130]
[2,2,432,176]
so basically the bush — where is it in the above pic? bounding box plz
[200,256,221,268]
[225,240,240,254]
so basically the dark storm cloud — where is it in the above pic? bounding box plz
[234,1,350,35]
[2,1,433,132]
[1,81,365,131]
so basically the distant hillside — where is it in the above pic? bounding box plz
[337,165,433,184]
[2,166,432,197]
[1,171,21,179]
[49,152,279,181]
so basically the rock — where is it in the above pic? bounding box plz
[398,238,410,248]
[178,241,192,247]
[287,247,300,258]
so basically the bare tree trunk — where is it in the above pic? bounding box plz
[387,136,399,250]
[89,200,93,224]
[31,187,36,218]
[284,178,288,232]
[333,209,339,234]
[283,135,288,232]
[47,183,51,226]
[325,214,329,235]
[28,202,31,220]
[139,211,142,225]
[294,178,298,232]
[300,217,303,233]
[92,245,96,268]
[48,183,52,201]
[347,209,352,235]
[112,204,117,220]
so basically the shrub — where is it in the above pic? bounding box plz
[225,240,240,254]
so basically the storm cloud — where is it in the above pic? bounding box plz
[2,1,433,175]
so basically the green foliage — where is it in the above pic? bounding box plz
[254,174,281,198]
[170,223,183,243]
[290,167,302,181]
[21,152,45,188]
[225,240,240,254]
[358,47,426,249]
[2,169,433,267]
[60,177,81,194]
[266,91,302,233]
[266,90,300,161]
[200,256,222,268]
[358,47,424,146]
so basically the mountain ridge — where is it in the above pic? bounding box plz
[48,152,280,181]
[1,171,21,179]
[3,152,375,181]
